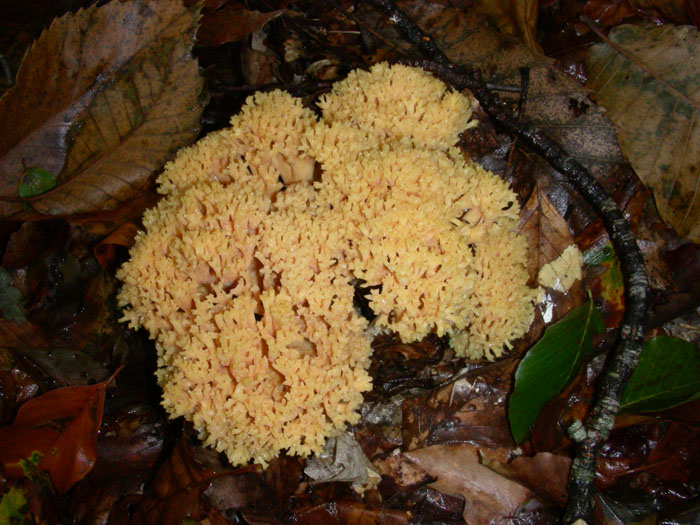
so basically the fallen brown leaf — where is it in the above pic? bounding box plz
[0,0,204,218]
[406,444,532,525]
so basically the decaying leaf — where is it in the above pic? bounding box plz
[586,24,700,242]
[304,432,379,492]
[405,444,532,525]
[402,359,517,451]
[0,367,120,494]
[0,0,205,218]
[518,183,585,326]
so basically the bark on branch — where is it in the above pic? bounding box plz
[364,0,650,522]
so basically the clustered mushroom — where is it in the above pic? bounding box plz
[117,63,538,466]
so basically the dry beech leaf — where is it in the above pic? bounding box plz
[0,0,204,218]
[586,24,700,242]
[405,444,532,525]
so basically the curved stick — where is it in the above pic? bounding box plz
[365,1,650,522]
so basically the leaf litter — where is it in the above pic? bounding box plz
[0,0,699,523]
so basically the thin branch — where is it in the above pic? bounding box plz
[365,1,650,522]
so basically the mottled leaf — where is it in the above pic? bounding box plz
[0,487,28,523]
[0,367,120,494]
[586,24,700,241]
[517,183,584,326]
[0,0,205,218]
[509,300,603,444]
[620,336,700,414]
[583,240,625,327]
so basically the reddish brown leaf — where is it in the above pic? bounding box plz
[481,452,572,507]
[405,444,532,525]
[583,0,637,27]
[0,366,121,494]
[198,7,284,47]
[128,435,262,524]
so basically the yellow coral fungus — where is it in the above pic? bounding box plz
[117,63,536,467]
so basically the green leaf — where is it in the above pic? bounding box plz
[0,487,28,523]
[0,268,25,322]
[620,336,700,414]
[18,166,56,198]
[509,300,603,444]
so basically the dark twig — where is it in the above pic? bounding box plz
[366,1,650,522]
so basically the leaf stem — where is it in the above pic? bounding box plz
[365,1,650,522]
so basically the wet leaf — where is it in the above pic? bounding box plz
[0,366,120,494]
[0,268,25,322]
[481,451,571,506]
[405,444,532,525]
[583,240,625,328]
[627,0,689,23]
[586,24,700,242]
[0,0,205,218]
[128,436,261,524]
[517,182,584,325]
[14,347,109,387]
[583,0,638,27]
[198,7,284,47]
[402,358,516,451]
[509,300,604,444]
[620,336,700,413]
[473,0,542,53]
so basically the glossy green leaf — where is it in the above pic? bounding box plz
[18,166,56,198]
[509,300,603,444]
[620,336,700,414]
[0,268,25,322]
